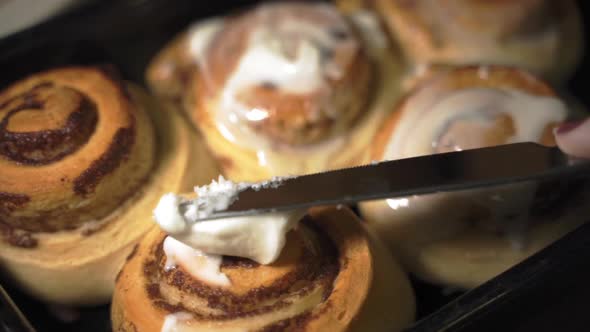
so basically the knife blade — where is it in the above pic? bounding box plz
[200,142,590,221]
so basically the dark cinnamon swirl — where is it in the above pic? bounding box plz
[0,66,218,305]
[112,207,416,332]
[360,66,589,289]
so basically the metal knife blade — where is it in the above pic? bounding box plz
[203,142,590,220]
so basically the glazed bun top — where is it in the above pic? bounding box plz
[374,66,568,161]
[191,2,374,146]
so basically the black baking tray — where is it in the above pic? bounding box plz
[1,0,590,331]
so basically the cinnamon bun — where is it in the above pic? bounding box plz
[360,66,589,289]
[367,0,583,84]
[147,2,404,181]
[0,66,218,305]
[112,206,415,332]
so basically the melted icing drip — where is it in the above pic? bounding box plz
[187,5,392,176]
[384,88,567,159]
[163,236,230,287]
[161,312,197,332]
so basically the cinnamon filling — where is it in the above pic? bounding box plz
[0,192,29,214]
[0,123,139,234]
[0,82,98,165]
[0,222,37,248]
[0,191,37,247]
[73,126,135,196]
[144,217,339,322]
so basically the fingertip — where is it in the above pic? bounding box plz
[554,118,590,158]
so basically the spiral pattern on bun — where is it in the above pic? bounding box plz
[374,66,561,160]
[0,67,154,234]
[195,2,372,146]
[361,66,589,289]
[0,66,218,305]
[147,2,403,181]
[112,207,416,332]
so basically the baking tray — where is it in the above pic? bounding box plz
[1,0,589,331]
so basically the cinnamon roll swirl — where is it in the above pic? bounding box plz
[367,0,583,84]
[112,207,415,332]
[360,66,589,289]
[0,66,217,305]
[147,2,404,181]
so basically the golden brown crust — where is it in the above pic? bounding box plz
[0,67,154,233]
[0,76,219,305]
[372,66,558,159]
[374,0,583,83]
[112,207,416,331]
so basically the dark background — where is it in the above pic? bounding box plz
[1,0,590,331]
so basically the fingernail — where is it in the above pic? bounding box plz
[554,120,585,135]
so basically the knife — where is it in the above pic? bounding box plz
[198,142,590,221]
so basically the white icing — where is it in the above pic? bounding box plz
[163,236,230,287]
[384,88,568,160]
[349,10,388,50]
[172,210,303,265]
[154,194,188,234]
[188,18,224,60]
[212,4,357,147]
[154,176,303,265]
[161,312,194,332]
[223,34,324,96]
[154,175,250,234]
[191,175,250,220]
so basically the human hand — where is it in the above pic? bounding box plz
[554,119,590,158]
